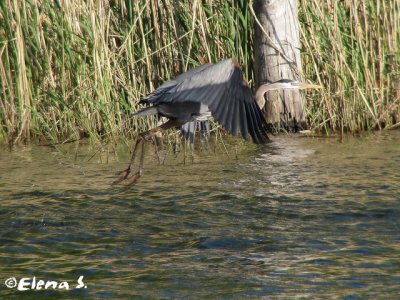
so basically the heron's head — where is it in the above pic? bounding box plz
[255,79,322,109]
[265,79,322,91]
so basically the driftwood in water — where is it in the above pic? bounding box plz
[253,0,305,131]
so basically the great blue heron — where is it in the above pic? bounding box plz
[114,58,321,186]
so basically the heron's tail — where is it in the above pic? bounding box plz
[132,106,158,116]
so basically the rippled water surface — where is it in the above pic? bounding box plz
[1,132,400,299]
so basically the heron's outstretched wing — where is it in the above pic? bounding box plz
[139,63,213,104]
[155,59,270,144]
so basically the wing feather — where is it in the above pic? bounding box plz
[139,80,177,104]
[212,87,228,124]
[243,99,260,143]
[244,104,257,142]
[248,101,269,143]
[238,99,249,140]
[141,63,214,105]
[231,96,240,136]
[153,58,269,143]
[218,88,234,132]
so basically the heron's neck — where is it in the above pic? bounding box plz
[255,84,270,109]
[255,83,284,109]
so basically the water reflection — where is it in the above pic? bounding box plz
[1,131,400,298]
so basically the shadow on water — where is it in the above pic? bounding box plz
[1,131,400,299]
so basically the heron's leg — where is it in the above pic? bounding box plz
[154,131,164,151]
[181,121,196,164]
[113,119,183,187]
[113,137,141,184]
[125,139,146,187]
[188,121,195,156]
[139,119,180,140]
[200,121,211,152]
[153,131,165,165]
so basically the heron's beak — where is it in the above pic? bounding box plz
[292,82,322,90]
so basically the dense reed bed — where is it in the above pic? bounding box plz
[0,0,398,145]
[300,0,400,133]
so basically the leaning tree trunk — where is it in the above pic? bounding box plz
[254,0,305,131]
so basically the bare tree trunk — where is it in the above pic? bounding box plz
[254,0,305,131]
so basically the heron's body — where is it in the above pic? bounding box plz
[134,58,270,143]
[114,58,321,186]
[135,101,211,123]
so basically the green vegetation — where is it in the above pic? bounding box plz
[0,0,399,145]
[300,0,400,133]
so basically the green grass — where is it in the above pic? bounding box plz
[0,0,399,145]
[300,0,400,133]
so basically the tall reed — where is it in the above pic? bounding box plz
[0,0,398,145]
[299,0,399,133]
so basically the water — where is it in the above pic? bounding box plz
[1,131,400,299]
